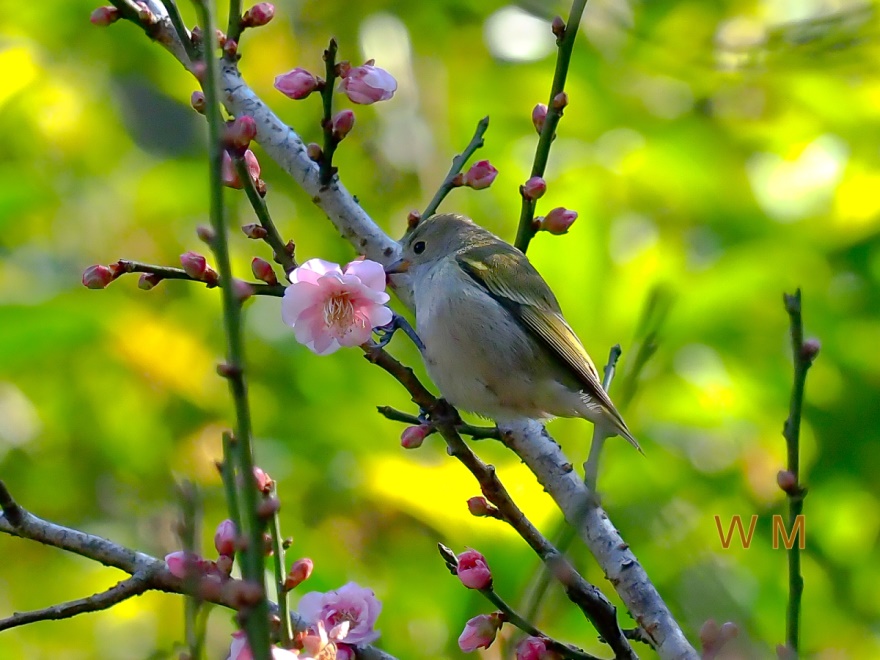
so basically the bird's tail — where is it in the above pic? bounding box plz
[601,406,643,454]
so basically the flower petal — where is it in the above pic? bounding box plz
[290,258,343,285]
[344,259,386,293]
[282,284,322,326]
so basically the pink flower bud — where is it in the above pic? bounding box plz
[226,115,257,150]
[82,264,114,289]
[777,470,798,493]
[331,109,355,140]
[466,496,495,517]
[407,210,421,229]
[400,425,429,449]
[461,160,498,190]
[539,207,577,235]
[197,225,216,244]
[181,251,208,279]
[165,551,206,579]
[223,39,239,58]
[284,557,314,590]
[233,279,253,302]
[222,150,261,189]
[521,176,547,201]
[253,466,273,493]
[552,91,568,111]
[532,103,547,134]
[456,549,492,590]
[243,2,275,28]
[551,16,566,39]
[339,64,397,104]
[252,257,278,285]
[138,273,161,290]
[801,338,821,361]
[516,636,560,660]
[241,223,268,239]
[216,554,234,576]
[90,6,119,26]
[274,68,319,100]
[306,143,323,161]
[458,613,502,652]
[214,519,237,557]
[190,91,206,114]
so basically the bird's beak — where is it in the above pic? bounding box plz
[384,258,411,275]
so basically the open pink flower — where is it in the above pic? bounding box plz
[282,259,391,355]
[339,64,397,104]
[298,581,382,645]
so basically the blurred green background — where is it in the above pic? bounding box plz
[2,0,879,658]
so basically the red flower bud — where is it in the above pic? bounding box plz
[400,425,429,449]
[221,150,261,189]
[82,265,114,289]
[89,6,119,26]
[225,115,257,150]
[331,109,355,140]
[456,549,492,590]
[521,176,547,201]
[242,2,275,28]
[466,496,496,518]
[274,68,319,100]
[284,558,314,590]
[461,160,498,190]
[180,251,208,279]
[532,103,547,134]
[253,467,273,493]
[251,257,278,285]
[539,207,577,235]
[214,519,237,557]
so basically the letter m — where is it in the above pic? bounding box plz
[773,515,805,550]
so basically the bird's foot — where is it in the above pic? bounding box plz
[373,313,425,350]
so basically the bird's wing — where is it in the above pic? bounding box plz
[455,244,623,423]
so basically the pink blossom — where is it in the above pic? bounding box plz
[90,6,119,26]
[516,636,562,660]
[298,581,382,645]
[532,103,547,134]
[456,549,492,590]
[82,264,114,289]
[539,207,577,235]
[282,258,392,355]
[458,613,502,652]
[339,64,397,104]
[274,68,319,100]
[400,425,429,449]
[214,519,237,557]
[222,150,261,189]
[461,160,498,190]
[522,176,547,201]
[227,631,301,660]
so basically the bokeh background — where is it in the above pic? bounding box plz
[2,0,879,658]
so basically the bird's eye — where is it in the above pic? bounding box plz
[413,241,426,254]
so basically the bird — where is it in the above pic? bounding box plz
[385,213,640,451]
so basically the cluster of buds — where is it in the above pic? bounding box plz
[453,160,498,190]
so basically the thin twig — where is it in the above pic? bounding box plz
[583,344,623,491]
[191,0,271,655]
[362,345,636,660]
[420,116,490,221]
[111,259,286,296]
[227,0,243,44]
[376,405,500,440]
[232,157,298,274]
[514,1,589,253]
[0,575,150,632]
[781,289,816,654]
[267,484,293,646]
[319,39,340,187]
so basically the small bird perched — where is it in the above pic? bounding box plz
[386,213,640,451]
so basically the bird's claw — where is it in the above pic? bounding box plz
[373,313,425,351]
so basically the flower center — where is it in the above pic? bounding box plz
[323,293,366,334]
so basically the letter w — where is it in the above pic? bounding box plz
[714,515,758,549]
